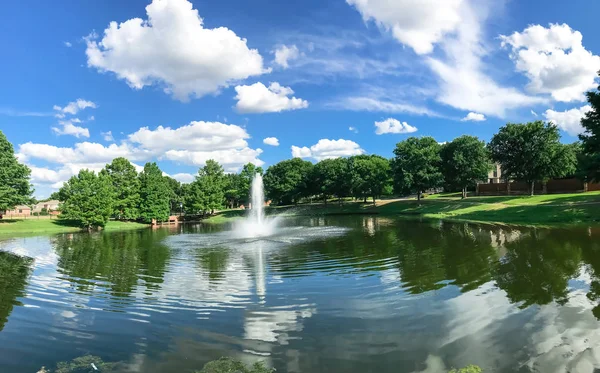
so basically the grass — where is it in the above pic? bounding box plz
[207,191,600,227]
[0,219,148,238]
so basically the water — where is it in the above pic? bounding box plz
[1,217,600,372]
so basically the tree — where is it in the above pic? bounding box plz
[186,160,226,215]
[239,163,264,204]
[313,158,352,204]
[164,176,184,215]
[263,158,314,205]
[223,173,243,209]
[350,155,392,204]
[59,170,114,230]
[489,121,576,196]
[392,137,443,201]
[101,157,141,220]
[441,135,491,198]
[579,71,600,181]
[0,131,32,213]
[139,163,171,223]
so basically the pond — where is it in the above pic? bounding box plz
[1,216,600,372]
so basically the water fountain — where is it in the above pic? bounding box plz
[234,173,278,239]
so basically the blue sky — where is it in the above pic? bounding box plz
[1,0,599,198]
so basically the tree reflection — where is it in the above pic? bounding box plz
[0,251,33,331]
[53,229,170,297]
[197,248,230,283]
[493,229,582,307]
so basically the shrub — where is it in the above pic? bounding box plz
[197,357,274,373]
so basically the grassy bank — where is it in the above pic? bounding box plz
[0,219,148,238]
[206,191,600,227]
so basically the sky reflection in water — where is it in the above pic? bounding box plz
[1,217,600,372]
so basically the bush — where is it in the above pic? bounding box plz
[197,357,274,373]
[449,365,483,373]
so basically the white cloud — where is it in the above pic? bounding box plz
[346,0,546,117]
[171,173,195,183]
[332,96,437,116]
[500,24,600,102]
[349,126,358,133]
[234,82,308,113]
[20,119,265,195]
[52,120,90,138]
[85,0,269,101]
[128,121,249,153]
[291,146,312,159]
[102,131,114,141]
[53,99,97,115]
[346,0,463,55]
[374,118,418,134]
[291,139,365,161]
[531,110,538,117]
[461,112,486,122]
[273,44,300,69]
[263,137,280,146]
[544,105,591,136]
[64,41,72,48]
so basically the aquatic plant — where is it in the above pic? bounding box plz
[197,357,274,373]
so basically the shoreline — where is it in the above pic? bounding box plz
[0,219,149,239]
[204,191,600,228]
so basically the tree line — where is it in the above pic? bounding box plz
[1,72,599,228]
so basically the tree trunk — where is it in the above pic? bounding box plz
[462,187,467,199]
[363,196,367,203]
[372,195,376,205]
[530,181,535,196]
[417,191,421,202]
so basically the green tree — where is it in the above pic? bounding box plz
[59,170,114,229]
[0,131,32,212]
[263,158,314,205]
[441,135,492,198]
[489,121,576,195]
[164,176,184,215]
[239,163,264,204]
[350,155,392,204]
[223,173,243,208]
[579,72,600,181]
[392,137,443,201]
[139,162,171,223]
[313,158,352,204]
[186,160,226,215]
[101,157,141,220]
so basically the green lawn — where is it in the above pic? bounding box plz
[0,219,148,238]
[207,191,600,227]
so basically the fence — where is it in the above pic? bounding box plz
[477,178,600,196]
[1,214,59,220]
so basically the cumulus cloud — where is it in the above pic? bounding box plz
[171,173,195,183]
[52,120,90,138]
[291,139,365,161]
[263,137,280,146]
[544,105,591,136]
[273,44,300,68]
[374,118,418,135]
[501,23,600,102]
[102,131,114,141]
[53,99,96,116]
[461,112,486,122]
[346,0,463,55]
[85,0,268,101]
[19,120,264,195]
[234,82,309,113]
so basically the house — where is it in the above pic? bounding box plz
[2,205,32,218]
[488,163,503,184]
[33,200,60,214]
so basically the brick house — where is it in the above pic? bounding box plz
[2,205,32,218]
[33,200,60,214]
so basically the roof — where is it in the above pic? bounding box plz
[13,205,32,210]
